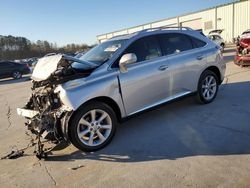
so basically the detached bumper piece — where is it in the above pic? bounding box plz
[17,107,70,159]
[17,108,38,118]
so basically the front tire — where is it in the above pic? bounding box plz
[69,101,117,152]
[196,70,219,104]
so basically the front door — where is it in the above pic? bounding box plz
[118,36,171,115]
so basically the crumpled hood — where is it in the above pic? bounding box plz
[32,55,63,81]
[32,54,97,82]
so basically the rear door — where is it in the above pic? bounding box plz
[158,33,207,94]
[118,36,171,115]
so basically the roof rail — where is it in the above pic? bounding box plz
[139,26,193,34]
[109,26,193,41]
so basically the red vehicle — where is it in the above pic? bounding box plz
[235,31,250,67]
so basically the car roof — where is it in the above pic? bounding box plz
[0,61,13,65]
[108,33,138,41]
[0,60,13,63]
[108,27,200,42]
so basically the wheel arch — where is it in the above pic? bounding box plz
[72,96,122,123]
[203,66,222,84]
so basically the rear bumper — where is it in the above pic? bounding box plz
[234,55,250,66]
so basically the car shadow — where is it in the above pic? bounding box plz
[0,76,31,85]
[46,80,250,163]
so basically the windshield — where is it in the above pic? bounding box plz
[72,39,127,70]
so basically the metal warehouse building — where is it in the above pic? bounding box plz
[97,0,250,43]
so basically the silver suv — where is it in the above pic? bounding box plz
[17,27,226,156]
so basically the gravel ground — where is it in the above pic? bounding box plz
[0,47,250,188]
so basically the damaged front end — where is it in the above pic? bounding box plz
[17,54,96,158]
[235,37,250,67]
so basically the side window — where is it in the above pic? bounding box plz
[159,33,193,55]
[124,36,162,63]
[190,36,207,48]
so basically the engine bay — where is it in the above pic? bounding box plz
[17,54,97,158]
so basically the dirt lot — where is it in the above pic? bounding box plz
[0,47,250,188]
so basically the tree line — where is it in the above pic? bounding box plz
[0,35,95,60]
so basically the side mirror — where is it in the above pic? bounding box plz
[119,53,137,73]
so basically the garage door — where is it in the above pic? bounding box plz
[181,19,202,31]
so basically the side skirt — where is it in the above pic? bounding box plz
[128,91,192,117]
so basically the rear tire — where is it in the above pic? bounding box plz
[196,70,219,104]
[69,101,117,152]
[220,43,225,52]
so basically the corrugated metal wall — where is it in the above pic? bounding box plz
[217,4,234,43]
[97,0,250,43]
[234,0,250,37]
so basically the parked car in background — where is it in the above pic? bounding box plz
[235,31,250,67]
[236,29,250,45]
[75,51,86,58]
[0,61,30,79]
[19,57,38,68]
[208,30,225,50]
[26,58,38,67]
[64,52,76,57]
[241,29,250,38]
[17,26,226,157]
[44,53,57,57]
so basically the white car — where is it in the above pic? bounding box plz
[208,33,225,50]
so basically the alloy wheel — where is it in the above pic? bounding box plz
[77,109,112,147]
[13,71,22,79]
[201,75,217,101]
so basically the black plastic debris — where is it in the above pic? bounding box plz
[68,165,84,171]
[1,150,24,160]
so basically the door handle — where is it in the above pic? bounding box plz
[197,55,204,60]
[158,65,169,71]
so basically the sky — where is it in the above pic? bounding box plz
[0,0,236,46]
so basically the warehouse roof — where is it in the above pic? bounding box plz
[97,0,244,38]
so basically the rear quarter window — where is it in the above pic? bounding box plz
[190,36,207,48]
